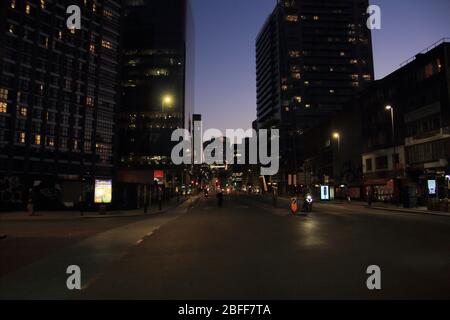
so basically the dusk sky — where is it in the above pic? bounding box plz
[190,0,450,133]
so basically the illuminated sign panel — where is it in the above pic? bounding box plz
[95,179,112,204]
[427,180,437,195]
[320,185,330,201]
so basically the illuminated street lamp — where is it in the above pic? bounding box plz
[162,95,173,113]
[385,105,397,171]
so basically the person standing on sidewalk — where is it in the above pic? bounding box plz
[157,186,163,211]
[28,188,36,216]
[79,194,85,216]
[367,187,373,207]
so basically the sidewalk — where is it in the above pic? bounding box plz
[253,192,450,218]
[319,199,450,217]
[0,197,192,221]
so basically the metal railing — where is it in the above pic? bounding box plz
[400,38,450,67]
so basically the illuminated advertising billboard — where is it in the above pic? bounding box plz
[95,179,112,204]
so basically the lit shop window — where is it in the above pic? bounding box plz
[0,102,7,113]
[286,15,298,22]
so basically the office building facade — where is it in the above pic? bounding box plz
[255,0,374,192]
[117,0,194,208]
[0,0,121,210]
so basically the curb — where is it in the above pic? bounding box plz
[368,206,450,217]
[81,210,167,219]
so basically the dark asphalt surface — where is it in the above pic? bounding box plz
[0,216,153,277]
[75,193,450,300]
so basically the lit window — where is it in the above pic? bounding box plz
[289,51,301,58]
[86,96,94,107]
[350,59,358,64]
[313,16,319,20]
[0,102,7,113]
[340,52,345,57]
[40,0,45,9]
[286,15,298,22]
[19,132,26,144]
[305,104,311,108]
[281,85,288,91]
[304,81,309,86]
[47,137,55,147]
[101,40,113,49]
[292,73,301,80]
[330,89,335,94]
[20,107,27,117]
[11,0,16,9]
[363,74,372,81]
[103,9,113,19]
[294,96,302,103]
[0,88,8,100]
[35,134,41,145]
[25,3,31,14]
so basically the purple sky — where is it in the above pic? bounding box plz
[191,0,450,133]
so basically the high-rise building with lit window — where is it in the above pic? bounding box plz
[117,0,195,208]
[0,0,121,210]
[255,0,374,192]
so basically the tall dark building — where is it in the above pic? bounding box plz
[117,0,195,208]
[255,0,374,192]
[0,0,122,210]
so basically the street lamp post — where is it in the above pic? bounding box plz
[385,105,397,170]
[333,132,340,151]
[162,95,173,113]
[386,105,400,205]
[333,132,341,187]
